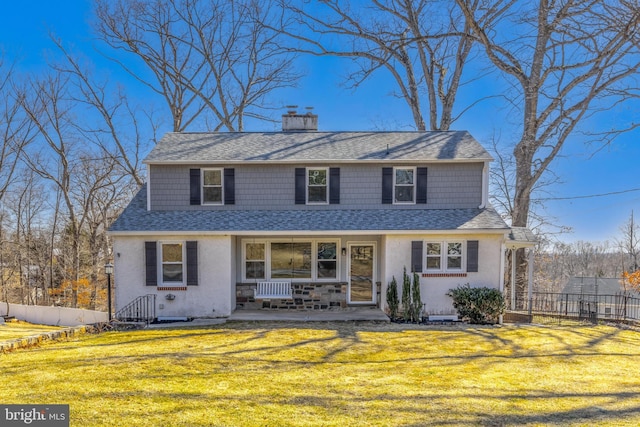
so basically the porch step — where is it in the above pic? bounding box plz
[1,315,16,322]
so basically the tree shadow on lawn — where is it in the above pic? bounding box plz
[8,322,638,379]
[72,388,640,426]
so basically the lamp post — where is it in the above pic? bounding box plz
[105,263,113,321]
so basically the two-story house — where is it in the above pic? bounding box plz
[109,110,533,320]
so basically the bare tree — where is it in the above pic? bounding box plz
[0,58,35,204]
[457,0,640,230]
[617,210,640,272]
[50,36,149,186]
[457,0,640,295]
[94,0,300,131]
[280,0,499,131]
[19,73,108,291]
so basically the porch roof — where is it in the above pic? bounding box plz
[109,185,510,235]
[505,227,537,248]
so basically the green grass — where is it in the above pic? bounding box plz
[0,320,63,341]
[2,322,640,426]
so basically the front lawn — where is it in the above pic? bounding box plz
[2,322,640,426]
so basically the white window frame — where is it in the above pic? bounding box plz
[243,242,266,280]
[159,241,186,286]
[306,167,329,205]
[424,240,466,272]
[425,242,443,271]
[242,239,340,282]
[315,241,339,280]
[393,167,416,204]
[201,168,224,205]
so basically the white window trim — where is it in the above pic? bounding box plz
[424,240,466,272]
[243,241,267,281]
[393,166,416,205]
[159,241,186,286]
[306,167,329,205]
[201,168,224,205]
[242,239,340,282]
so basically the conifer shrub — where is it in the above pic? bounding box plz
[411,272,423,322]
[386,276,399,320]
[402,267,412,322]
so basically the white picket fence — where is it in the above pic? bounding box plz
[0,301,108,326]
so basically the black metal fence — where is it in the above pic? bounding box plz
[507,292,640,325]
[115,294,156,324]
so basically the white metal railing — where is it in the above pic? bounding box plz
[255,282,292,299]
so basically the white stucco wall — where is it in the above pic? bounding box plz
[382,233,504,315]
[113,235,234,318]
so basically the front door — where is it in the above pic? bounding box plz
[348,243,376,304]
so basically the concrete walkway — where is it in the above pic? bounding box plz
[228,307,390,322]
[146,308,389,328]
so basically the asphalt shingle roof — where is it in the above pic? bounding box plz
[144,131,493,164]
[561,277,639,296]
[109,185,510,234]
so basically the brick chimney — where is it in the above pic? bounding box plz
[282,106,318,131]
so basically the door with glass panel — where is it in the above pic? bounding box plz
[348,244,376,304]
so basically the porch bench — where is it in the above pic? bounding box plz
[254,281,293,299]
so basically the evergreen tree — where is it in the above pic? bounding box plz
[386,276,399,320]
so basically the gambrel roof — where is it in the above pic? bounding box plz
[144,131,493,164]
[109,185,509,234]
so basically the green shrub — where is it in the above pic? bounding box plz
[446,284,505,324]
[386,276,399,320]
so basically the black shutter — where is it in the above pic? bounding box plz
[329,167,340,204]
[382,167,393,204]
[411,241,423,273]
[224,168,235,205]
[295,168,306,204]
[467,240,479,273]
[145,242,157,286]
[186,241,198,286]
[190,169,201,205]
[416,167,428,204]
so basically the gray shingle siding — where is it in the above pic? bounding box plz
[110,184,509,233]
[149,162,484,210]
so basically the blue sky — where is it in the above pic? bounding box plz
[2,0,639,244]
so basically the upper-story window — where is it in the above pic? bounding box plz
[394,167,415,204]
[296,167,339,205]
[307,168,328,204]
[202,168,223,205]
[190,168,234,206]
